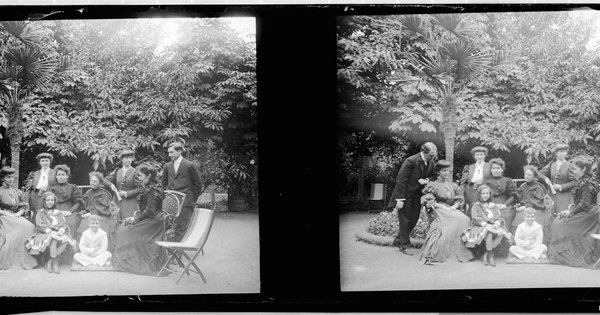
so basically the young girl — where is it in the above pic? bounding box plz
[510,207,548,261]
[26,192,77,274]
[462,185,512,266]
[73,214,112,268]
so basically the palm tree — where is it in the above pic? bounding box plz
[390,14,505,180]
[0,21,71,184]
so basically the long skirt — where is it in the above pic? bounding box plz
[116,197,139,221]
[513,209,552,244]
[0,215,38,270]
[548,207,600,268]
[552,190,573,214]
[420,204,474,263]
[25,230,77,256]
[112,213,167,276]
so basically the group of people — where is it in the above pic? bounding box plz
[0,142,202,276]
[388,142,600,269]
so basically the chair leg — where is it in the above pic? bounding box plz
[158,249,177,276]
[175,249,206,284]
[172,252,190,276]
[593,258,600,269]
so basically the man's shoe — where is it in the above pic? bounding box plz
[398,245,413,256]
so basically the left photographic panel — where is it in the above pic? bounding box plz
[0,17,259,296]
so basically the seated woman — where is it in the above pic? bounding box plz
[26,192,76,274]
[462,185,512,266]
[420,160,474,264]
[514,165,552,243]
[50,164,83,240]
[484,158,518,233]
[509,207,548,261]
[0,167,38,270]
[113,164,167,275]
[73,214,112,268]
[79,172,117,251]
[548,157,600,268]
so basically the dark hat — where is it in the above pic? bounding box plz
[118,149,135,159]
[470,146,488,157]
[36,152,53,162]
[552,143,569,153]
[0,166,15,180]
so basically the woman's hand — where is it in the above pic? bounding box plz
[497,204,507,210]
[81,212,91,219]
[516,206,526,212]
[118,191,127,198]
[124,217,136,225]
[493,221,501,228]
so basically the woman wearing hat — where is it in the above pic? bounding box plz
[0,167,38,270]
[24,153,57,222]
[460,146,491,215]
[105,149,142,221]
[539,143,575,215]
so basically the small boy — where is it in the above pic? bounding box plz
[509,207,548,260]
[73,214,112,267]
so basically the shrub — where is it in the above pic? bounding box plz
[366,207,430,239]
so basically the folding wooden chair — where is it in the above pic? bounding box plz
[162,190,186,242]
[156,208,215,284]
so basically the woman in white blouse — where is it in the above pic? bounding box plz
[24,153,57,222]
[460,146,491,216]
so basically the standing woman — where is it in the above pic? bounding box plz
[0,167,38,270]
[105,149,141,221]
[460,146,491,215]
[539,144,576,215]
[113,164,167,275]
[484,158,518,233]
[514,165,552,242]
[420,160,474,264]
[548,157,600,268]
[50,164,84,239]
[24,153,57,222]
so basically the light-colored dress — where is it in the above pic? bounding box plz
[74,228,112,267]
[509,221,547,259]
[462,202,512,248]
[26,209,77,255]
[419,179,474,263]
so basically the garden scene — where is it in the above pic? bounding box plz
[338,10,600,291]
[0,17,259,295]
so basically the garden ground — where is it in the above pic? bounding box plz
[341,212,600,291]
[0,212,259,296]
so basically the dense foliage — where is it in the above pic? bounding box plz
[0,19,257,204]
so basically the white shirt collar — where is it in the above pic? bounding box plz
[174,156,183,165]
[420,152,428,164]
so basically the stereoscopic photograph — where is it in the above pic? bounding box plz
[0,16,258,295]
[338,9,600,291]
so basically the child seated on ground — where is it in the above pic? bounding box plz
[509,207,548,261]
[26,192,77,274]
[73,214,112,268]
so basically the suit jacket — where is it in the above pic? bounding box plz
[386,152,434,208]
[162,158,202,208]
[460,162,491,187]
[539,160,575,189]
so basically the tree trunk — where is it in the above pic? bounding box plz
[444,129,456,182]
[357,155,365,199]
[441,95,458,182]
[7,100,23,186]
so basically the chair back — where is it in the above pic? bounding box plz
[180,208,215,249]
[162,190,186,218]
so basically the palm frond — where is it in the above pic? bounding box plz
[5,45,57,92]
[399,15,425,35]
[0,21,45,46]
[431,14,479,41]
[441,40,493,87]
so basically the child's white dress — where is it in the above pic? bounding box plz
[73,228,112,267]
[509,221,547,259]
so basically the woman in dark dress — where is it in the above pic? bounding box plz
[420,160,474,264]
[49,164,83,239]
[539,144,576,215]
[548,157,600,268]
[113,164,167,276]
[514,165,552,242]
[105,149,142,221]
[24,153,56,222]
[80,172,116,250]
[484,158,518,233]
[460,146,491,215]
[0,167,38,270]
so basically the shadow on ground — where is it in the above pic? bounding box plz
[341,212,600,291]
[0,212,260,296]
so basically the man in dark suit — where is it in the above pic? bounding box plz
[387,142,437,255]
[162,142,202,241]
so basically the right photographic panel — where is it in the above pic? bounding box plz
[338,9,600,291]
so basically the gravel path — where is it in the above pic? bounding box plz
[0,212,259,296]
[340,212,600,291]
